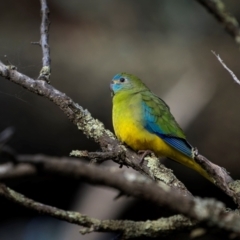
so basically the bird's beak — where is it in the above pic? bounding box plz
[110,80,115,96]
[110,81,113,90]
[110,79,117,90]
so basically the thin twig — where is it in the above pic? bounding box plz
[37,0,51,82]
[212,50,240,84]
[197,0,240,47]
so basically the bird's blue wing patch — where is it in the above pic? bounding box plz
[145,122,193,158]
[143,102,193,158]
[158,134,193,158]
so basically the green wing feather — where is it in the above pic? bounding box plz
[141,91,193,158]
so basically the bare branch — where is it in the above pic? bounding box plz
[0,163,36,180]
[212,51,240,84]
[0,156,240,237]
[70,150,118,164]
[36,0,51,82]
[197,0,240,47]
[0,181,193,238]
[194,154,240,206]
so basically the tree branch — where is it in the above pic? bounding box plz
[212,51,240,84]
[0,181,193,238]
[0,163,36,180]
[33,0,51,82]
[0,62,192,197]
[194,154,240,206]
[1,155,240,237]
[197,0,240,47]
[1,61,240,205]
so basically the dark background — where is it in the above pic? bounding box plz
[0,1,240,239]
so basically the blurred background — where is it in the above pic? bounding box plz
[0,0,240,239]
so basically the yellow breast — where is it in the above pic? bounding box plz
[112,93,174,156]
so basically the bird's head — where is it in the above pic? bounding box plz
[110,73,148,95]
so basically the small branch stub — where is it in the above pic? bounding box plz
[38,66,51,83]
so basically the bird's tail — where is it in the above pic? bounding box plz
[171,153,214,183]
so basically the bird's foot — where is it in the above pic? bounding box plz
[138,150,154,165]
[193,147,199,157]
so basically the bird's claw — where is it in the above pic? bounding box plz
[193,147,199,157]
[138,150,153,165]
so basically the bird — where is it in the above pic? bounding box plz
[110,72,213,183]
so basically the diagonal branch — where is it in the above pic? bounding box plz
[196,0,240,47]
[212,51,240,84]
[194,154,239,205]
[1,61,240,205]
[0,62,191,197]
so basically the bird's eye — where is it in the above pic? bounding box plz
[119,77,125,83]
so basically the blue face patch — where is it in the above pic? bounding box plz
[110,73,132,95]
[110,82,123,93]
[111,73,127,94]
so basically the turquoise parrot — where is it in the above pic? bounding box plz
[110,72,213,183]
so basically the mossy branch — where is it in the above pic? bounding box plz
[1,155,240,237]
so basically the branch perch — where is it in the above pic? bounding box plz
[1,60,240,204]
[0,62,192,197]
